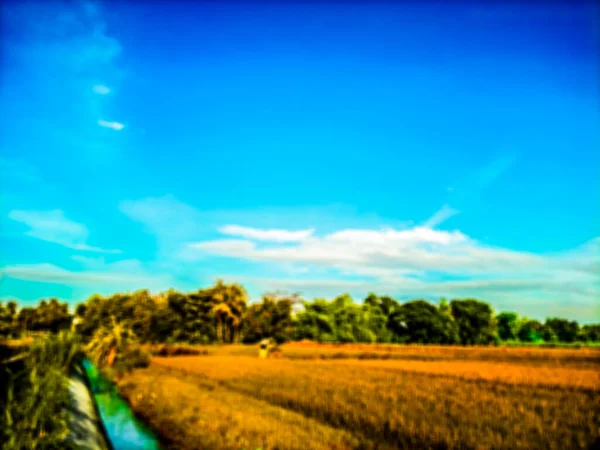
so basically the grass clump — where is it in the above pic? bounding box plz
[0,331,80,449]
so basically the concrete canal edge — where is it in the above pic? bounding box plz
[66,361,113,450]
[80,359,162,450]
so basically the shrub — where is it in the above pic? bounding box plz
[113,345,151,375]
[1,332,80,449]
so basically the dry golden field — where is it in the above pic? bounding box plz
[118,343,600,450]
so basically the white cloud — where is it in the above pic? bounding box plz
[8,209,121,254]
[187,226,540,277]
[424,204,460,228]
[116,195,599,321]
[219,274,600,322]
[93,84,110,95]
[97,119,124,130]
[184,224,599,314]
[219,225,314,242]
[1,260,173,294]
[120,196,413,240]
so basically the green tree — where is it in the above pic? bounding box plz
[11,299,72,335]
[517,318,543,342]
[0,301,18,338]
[361,293,397,343]
[438,298,459,344]
[210,280,248,343]
[544,317,580,343]
[329,294,365,343]
[170,288,215,343]
[540,324,559,343]
[294,298,335,342]
[496,312,519,341]
[85,316,138,368]
[450,299,496,345]
[389,299,457,344]
[16,307,36,335]
[578,324,600,342]
[241,293,296,344]
[148,301,180,343]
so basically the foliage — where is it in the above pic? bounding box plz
[361,293,399,343]
[579,324,600,342]
[112,346,150,375]
[0,301,18,338]
[83,315,150,378]
[2,283,600,349]
[450,298,497,345]
[517,318,544,343]
[85,316,140,367]
[294,298,336,342]
[389,299,459,344]
[496,311,519,341]
[0,298,72,338]
[242,293,296,344]
[544,317,580,343]
[295,294,400,344]
[0,331,80,449]
[211,280,248,343]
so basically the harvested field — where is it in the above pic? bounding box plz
[117,344,600,449]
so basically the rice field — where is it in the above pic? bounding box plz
[117,343,600,450]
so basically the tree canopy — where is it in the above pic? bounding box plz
[1,282,598,346]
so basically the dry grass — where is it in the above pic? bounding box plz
[141,343,209,357]
[280,341,600,368]
[119,344,600,450]
[118,367,375,450]
[154,354,599,391]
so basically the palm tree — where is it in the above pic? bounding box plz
[228,315,241,344]
[85,316,137,367]
[210,280,247,343]
[212,302,233,343]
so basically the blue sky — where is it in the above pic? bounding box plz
[1,0,598,322]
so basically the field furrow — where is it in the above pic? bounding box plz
[117,351,600,450]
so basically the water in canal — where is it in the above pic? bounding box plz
[82,359,161,450]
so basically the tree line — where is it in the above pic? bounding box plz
[1,280,599,345]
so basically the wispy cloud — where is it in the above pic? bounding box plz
[423,204,460,229]
[1,259,173,294]
[7,209,121,254]
[109,195,600,320]
[2,194,598,320]
[97,119,124,131]
[93,84,111,95]
[3,1,127,153]
[219,225,315,243]
[182,221,599,320]
[425,153,517,227]
[120,196,413,243]
[186,226,540,277]
[4,1,123,82]
[219,274,600,321]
